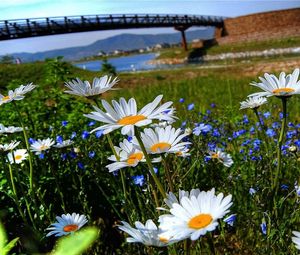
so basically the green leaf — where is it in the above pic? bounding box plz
[0,222,7,254]
[2,237,19,255]
[52,227,99,255]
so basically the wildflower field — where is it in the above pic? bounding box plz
[1,60,300,254]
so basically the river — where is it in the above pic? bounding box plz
[74,53,183,72]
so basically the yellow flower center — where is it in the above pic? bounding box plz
[63,224,78,232]
[2,96,10,101]
[126,152,143,165]
[272,88,295,94]
[15,155,22,160]
[211,153,219,159]
[188,214,213,229]
[150,142,171,153]
[117,115,146,125]
[159,236,169,243]
[40,145,47,150]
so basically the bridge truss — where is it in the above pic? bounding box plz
[0,14,224,40]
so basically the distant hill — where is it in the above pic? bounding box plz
[9,29,214,62]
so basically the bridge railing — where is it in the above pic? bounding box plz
[0,14,224,40]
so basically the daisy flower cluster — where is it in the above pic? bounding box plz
[118,188,233,246]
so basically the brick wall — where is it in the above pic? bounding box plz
[216,8,300,45]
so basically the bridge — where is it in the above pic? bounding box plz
[0,14,224,50]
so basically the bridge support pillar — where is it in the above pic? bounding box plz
[174,25,191,51]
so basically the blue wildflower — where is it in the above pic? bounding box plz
[28,138,36,144]
[243,115,249,124]
[266,128,276,137]
[95,130,104,138]
[88,121,96,126]
[193,124,212,136]
[261,222,267,235]
[263,112,271,119]
[242,139,251,146]
[179,98,184,103]
[89,151,95,158]
[81,131,90,139]
[187,103,194,111]
[249,187,256,195]
[272,122,281,129]
[224,214,236,226]
[69,151,77,159]
[39,153,45,159]
[286,130,297,139]
[281,184,289,190]
[61,153,68,161]
[77,162,84,170]
[132,175,145,186]
[71,132,77,139]
[56,135,63,144]
[212,129,221,137]
[61,121,68,127]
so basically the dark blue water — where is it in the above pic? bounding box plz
[74,53,182,72]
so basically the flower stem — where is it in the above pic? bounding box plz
[12,102,34,193]
[162,155,174,192]
[134,126,166,199]
[106,134,128,201]
[253,108,266,131]
[273,98,287,194]
[184,239,191,255]
[6,162,27,222]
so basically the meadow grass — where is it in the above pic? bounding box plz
[157,36,300,60]
[1,61,300,254]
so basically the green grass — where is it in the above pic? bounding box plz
[156,36,300,60]
[2,60,300,254]
[206,36,300,55]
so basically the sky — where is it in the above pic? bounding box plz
[1,0,300,55]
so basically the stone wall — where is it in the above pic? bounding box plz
[216,8,300,45]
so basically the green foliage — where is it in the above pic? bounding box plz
[101,58,117,76]
[51,227,99,255]
[0,55,14,64]
[2,62,300,254]
[0,222,19,255]
[44,56,72,85]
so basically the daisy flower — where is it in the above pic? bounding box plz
[207,149,233,167]
[240,96,267,110]
[118,219,178,246]
[64,75,119,97]
[0,83,36,105]
[84,95,175,135]
[106,139,160,172]
[0,124,23,134]
[46,213,88,237]
[248,68,300,98]
[292,231,300,250]
[53,139,74,148]
[133,125,191,155]
[175,147,191,158]
[0,141,20,152]
[158,188,233,241]
[7,149,28,164]
[30,138,55,155]
[158,189,201,211]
